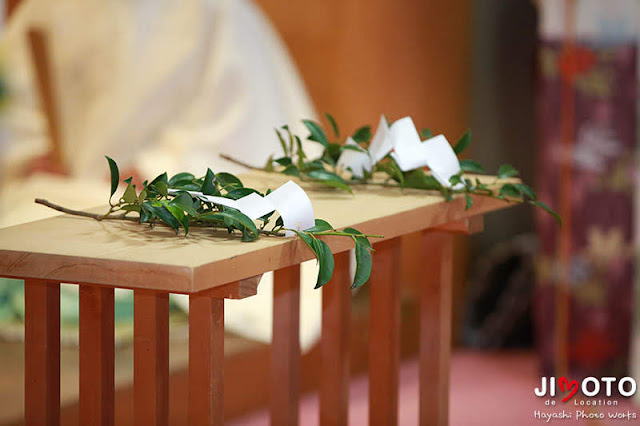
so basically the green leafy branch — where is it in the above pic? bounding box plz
[35,157,382,289]
[259,114,561,225]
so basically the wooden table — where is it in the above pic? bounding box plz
[0,171,512,426]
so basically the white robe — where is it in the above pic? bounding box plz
[0,0,323,350]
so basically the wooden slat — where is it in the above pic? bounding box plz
[320,251,351,426]
[369,238,401,426]
[79,285,115,426]
[24,279,60,426]
[270,264,301,426]
[134,290,169,426]
[189,293,224,426]
[419,231,453,426]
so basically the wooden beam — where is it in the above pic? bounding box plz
[134,290,169,426]
[24,279,60,426]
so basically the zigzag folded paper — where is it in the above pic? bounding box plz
[337,114,462,188]
[168,180,315,236]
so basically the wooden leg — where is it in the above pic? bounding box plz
[134,290,170,426]
[369,238,401,426]
[79,285,115,426]
[271,264,301,426]
[419,231,453,426]
[320,251,351,426]
[189,292,224,426]
[24,279,60,426]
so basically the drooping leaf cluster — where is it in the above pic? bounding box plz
[265,114,561,225]
[101,157,378,289]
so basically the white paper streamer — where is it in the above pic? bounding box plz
[168,180,315,236]
[264,180,315,237]
[422,134,462,188]
[368,115,393,163]
[336,137,373,178]
[335,114,463,188]
[389,117,431,171]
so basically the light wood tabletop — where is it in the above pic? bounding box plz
[0,171,510,293]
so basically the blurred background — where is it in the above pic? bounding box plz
[0,0,638,424]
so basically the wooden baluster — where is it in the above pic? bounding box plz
[79,286,115,426]
[419,231,453,426]
[271,264,301,426]
[24,279,60,426]
[369,238,401,426]
[189,292,224,426]
[320,251,351,426]
[134,290,170,426]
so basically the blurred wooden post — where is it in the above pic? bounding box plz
[271,264,301,426]
[134,290,170,426]
[24,279,60,426]
[320,251,351,426]
[419,231,453,426]
[189,293,225,426]
[27,28,66,172]
[79,286,115,426]
[369,238,401,426]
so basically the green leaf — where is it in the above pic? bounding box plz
[342,227,372,249]
[140,203,153,224]
[216,172,243,190]
[325,113,339,137]
[295,230,315,252]
[465,194,473,210]
[341,144,367,153]
[352,240,372,288]
[122,185,137,204]
[459,159,485,174]
[498,183,521,198]
[306,169,352,193]
[105,156,119,199]
[281,164,300,177]
[304,219,334,232]
[275,128,288,156]
[170,192,199,216]
[376,161,405,185]
[168,172,195,187]
[453,130,471,154]
[530,200,562,226]
[226,187,260,200]
[153,181,169,197]
[514,183,537,200]
[275,157,293,167]
[200,210,258,241]
[201,168,216,195]
[302,119,329,147]
[312,238,334,289]
[264,155,275,172]
[165,203,189,235]
[352,125,371,143]
[150,172,168,186]
[497,164,519,179]
[147,204,181,234]
[449,173,464,187]
[403,169,441,190]
[420,128,434,139]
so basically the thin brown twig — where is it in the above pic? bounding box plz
[34,198,285,237]
[219,153,262,170]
